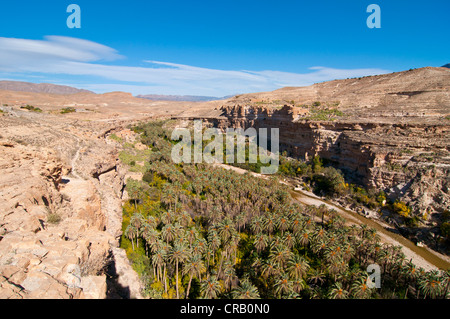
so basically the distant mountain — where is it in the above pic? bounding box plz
[136,94,235,102]
[0,81,93,95]
[442,63,450,68]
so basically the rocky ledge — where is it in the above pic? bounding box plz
[0,113,142,299]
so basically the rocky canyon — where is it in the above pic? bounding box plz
[0,66,449,298]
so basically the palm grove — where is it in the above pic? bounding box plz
[119,121,449,299]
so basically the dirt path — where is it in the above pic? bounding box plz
[70,144,83,180]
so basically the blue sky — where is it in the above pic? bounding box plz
[0,0,448,96]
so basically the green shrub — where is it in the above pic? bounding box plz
[441,222,450,240]
[392,200,411,218]
[21,105,42,112]
[47,213,61,224]
[108,133,122,142]
[60,107,76,114]
[312,166,346,196]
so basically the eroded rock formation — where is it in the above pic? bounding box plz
[0,112,142,299]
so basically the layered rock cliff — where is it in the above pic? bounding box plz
[197,67,450,221]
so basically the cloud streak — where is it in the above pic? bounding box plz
[0,36,391,96]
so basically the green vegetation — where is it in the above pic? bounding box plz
[108,133,122,142]
[47,213,61,224]
[237,153,381,208]
[305,107,344,121]
[118,140,152,173]
[117,120,449,299]
[441,211,450,241]
[292,101,345,121]
[20,104,42,113]
[60,107,76,114]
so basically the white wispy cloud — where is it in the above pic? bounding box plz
[0,36,391,96]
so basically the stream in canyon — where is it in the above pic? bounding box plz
[289,188,450,270]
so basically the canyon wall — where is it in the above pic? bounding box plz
[203,104,450,218]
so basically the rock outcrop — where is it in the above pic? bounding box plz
[0,111,142,299]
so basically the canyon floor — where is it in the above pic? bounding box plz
[0,66,449,298]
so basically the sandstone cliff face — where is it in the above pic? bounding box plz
[0,111,142,299]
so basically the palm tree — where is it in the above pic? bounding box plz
[201,275,222,299]
[292,278,307,294]
[311,238,327,256]
[282,232,296,249]
[328,282,349,299]
[161,223,176,244]
[290,214,305,235]
[124,223,137,250]
[440,270,450,299]
[229,232,240,265]
[318,204,328,226]
[217,217,234,243]
[169,242,189,299]
[277,215,290,235]
[183,254,206,299]
[250,216,263,234]
[231,278,260,299]
[152,248,167,283]
[142,227,159,255]
[274,273,293,298]
[234,212,246,233]
[308,268,326,286]
[286,254,310,280]
[186,227,199,247]
[146,215,159,229]
[179,211,193,228]
[419,270,443,299]
[222,260,238,291]
[207,228,221,265]
[401,260,418,298]
[161,187,176,210]
[262,214,276,235]
[269,244,291,269]
[191,237,208,257]
[129,213,144,248]
[160,210,174,225]
[261,259,279,279]
[327,258,347,281]
[297,230,310,247]
[351,275,371,299]
[254,234,269,253]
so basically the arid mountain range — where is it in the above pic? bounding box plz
[0,81,94,95]
[0,66,449,298]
